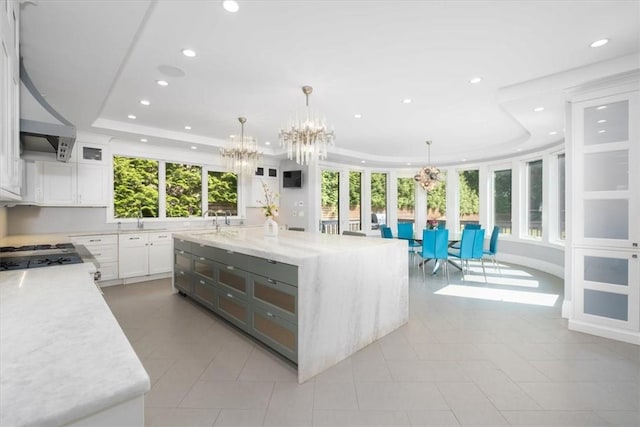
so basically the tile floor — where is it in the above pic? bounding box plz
[103,261,640,426]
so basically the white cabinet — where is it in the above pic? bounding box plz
[70,234,118,282]
[0,0,21,200]
[77,163,107,206]
[118,231,172,279]
[568,78,640,344]
[41,161,76,205]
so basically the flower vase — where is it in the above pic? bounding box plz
[264,216,278,237]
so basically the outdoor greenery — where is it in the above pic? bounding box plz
[321,170,340,217]
[427,172,446,219]
[113,156,159,218]
[459,169,479,217]
[208,171,238,215]
[397,177,415,210]
[371,172,387,212]
[349,171,361,209]
[494,169,512,231]
[166,163,202,217]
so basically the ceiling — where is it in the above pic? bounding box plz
[19,0,640,167]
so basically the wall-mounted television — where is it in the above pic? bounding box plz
[283,170,302,188]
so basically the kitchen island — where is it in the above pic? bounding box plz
[0,263,150,426]
[173,228,409,383]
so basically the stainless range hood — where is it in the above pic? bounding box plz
[20,60,76,162]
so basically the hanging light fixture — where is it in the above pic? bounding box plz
[414,140,443,191]
[279,85,335,165]
[220,117,262,175]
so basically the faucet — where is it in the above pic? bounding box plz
[214,211,221,232]
[225,210,231,226]
[137,208,144,229]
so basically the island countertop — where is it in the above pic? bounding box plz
[173,227,404,265]
[0,263,150,426]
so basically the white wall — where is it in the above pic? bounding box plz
[0,207,7,238]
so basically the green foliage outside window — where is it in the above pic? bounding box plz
[494,169,512,234]
[321,170,339,218]
[208,171,238,215]
[397,177,415,220]
[166,163,202,217]
[427,172,446,219]
[113,156,159,218]
[371,172,387,211]
[349,171,361,208]
[459,170,479,217]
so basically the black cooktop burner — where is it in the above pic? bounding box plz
[0,257,30,271]
[0,243,76,253]
[28,254,83,267]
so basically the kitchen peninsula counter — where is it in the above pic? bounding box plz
[173,228,409,383]
[0,263,150,426]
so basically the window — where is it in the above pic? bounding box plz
[349,171,362,231]
[321,170,339,234]
[397,177,415,224]
[527,159,543,237]
[427,171,446,226]
[166,162,202,217]
[558,154,566,240]
[208,171,238,215]
[459,169,479,231]
[493,169,512,235]
[113,156,159,218]
[371,172,387,230]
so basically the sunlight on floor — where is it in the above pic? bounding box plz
[435,284,559,307]
[463,274,541,288]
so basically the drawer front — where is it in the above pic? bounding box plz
[98,261,118,281]
[193,256,215,281]
[193,277,216,308]
[149,232,172,243]
[248,256,298,286]
[174,269,193,294]
[86,245,117,263]
[216,290,249,331]
[250,273,297,324]
[119,233,147,247]
[174,250,192,270]
[216,262,248,298]
[191,243,217,259]
[213,248,249,270]
[71,234,118,247]
[173,238,192,252]
[251,304,297,363]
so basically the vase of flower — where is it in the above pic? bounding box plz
[264,215,278,237]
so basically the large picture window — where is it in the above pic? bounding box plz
[371,172,387,230]
[427,171,446,226]
[321,170,340,234]
[166,162,202,217]
[113,156,159,218]
[397,177,415,224]
[349,171,362,231]
[527,159,543,237]
[558,153,566,240]
[459,169,479,231]
[208,171,238,215]
[494,169,512,235]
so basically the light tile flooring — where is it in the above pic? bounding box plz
[103,261,640,426]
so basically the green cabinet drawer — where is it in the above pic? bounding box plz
[191,242,216,259]
[246,256,298,285]
[213,247,249,270]
[251,304,297,363]
[216,289,249,331]
[193,277,216,308]
[250,273,297,324]
[174,238,192,252]
[215,261,249,299]
[193,255,215,281]
[174,250,192,270]
[174,269,193,294]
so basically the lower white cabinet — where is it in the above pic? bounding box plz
[118,231,172,279]
[70,234,118,282]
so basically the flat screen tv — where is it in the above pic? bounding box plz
[283,170,302,188]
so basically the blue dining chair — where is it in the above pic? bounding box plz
[451,223,481,249]
[449,228,486,281]
[380,225,393,239]
[483,225,501,274]
[397,222,421,262]
[417,228,450,281]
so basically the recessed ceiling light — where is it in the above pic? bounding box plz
[461,158,467,162]
[181,48,196,57]
[361,160,366,163]
[548,131,558,136]
[265,141,271,145]
[128,114,136,119]
[597,119,607,123]
[184,125,192,130]
[516,148,522,152]
[402,98,412,104]
[156,80,169,87]
[596,105,607,110]
[469,77,482,84]
[354,114,362,119]
[140,99,150,106]
[598,130,606,133]
[533,107,544,112]
[222,0,239,13]
[140,138,148,142]
[191,146,197,150]
[406,163,411,166]
[590,39,609,48]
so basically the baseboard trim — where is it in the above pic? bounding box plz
[496,253,564,279]
[568,319,640,345]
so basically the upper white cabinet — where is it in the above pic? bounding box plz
[0,1,21,200]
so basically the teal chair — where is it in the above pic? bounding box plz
[380,225,393,239]
[449,228,486,281]
[483,226,500,273]
[451,223,481,249]
[417,228,449,281]
[397,222,421,262]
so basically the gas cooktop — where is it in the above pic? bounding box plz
[0,243,83,271]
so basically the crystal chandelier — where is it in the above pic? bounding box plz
[220,117,262,175]
[414,140,443,191]
[279,85,335,165]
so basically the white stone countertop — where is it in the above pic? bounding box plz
[0,263,150,427]
[174,227,403,265]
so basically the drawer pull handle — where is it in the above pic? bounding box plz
[633,254,638,259]
[94,253,102,257]
[89,239,101,242]
[226,265,234,270]
[267,312,275,318]
[200,257,205,261]
[129,237,140,240]
[179,271,184,275]
[158,235,168,238]
[267,259,276,264]
[226,250,234,254]
[200,244,205,247]
[200,280,205,284]
[179,250,185,254]
[267,278,276,284]
[227,293,233,298]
